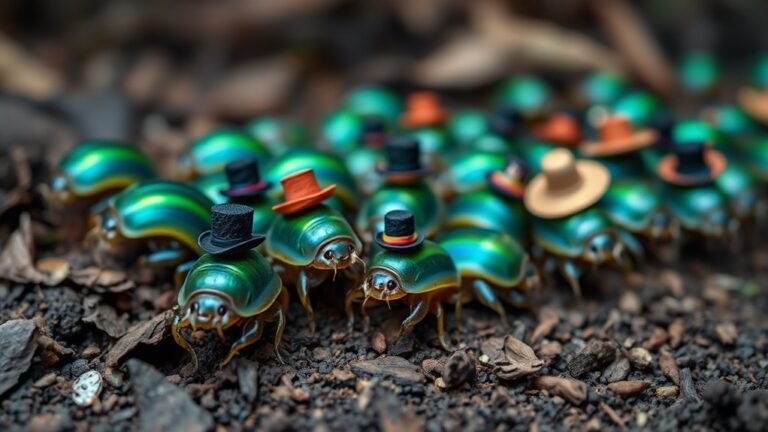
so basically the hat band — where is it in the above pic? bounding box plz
[490,172,525,197]
[382,232,418,246]
[228,181,267,193]
[210,235,248,247]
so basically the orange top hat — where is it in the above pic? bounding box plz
[400,91,447,128]
[580,115,657,157]
[532,112,583,147]
[272,169,336,215]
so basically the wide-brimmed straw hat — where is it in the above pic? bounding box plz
[272,169,336,215]
[580,115,657,156]
[532,112,583,147]
[400,91,447,128]
[198,204,265,255]
[524,148,611,219]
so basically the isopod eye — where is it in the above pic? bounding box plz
[190,302,198,313]
[324,250,334,260]
[217,305,227,316]
[386,280,397,291]
[347,244,355,253]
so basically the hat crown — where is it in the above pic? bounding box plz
[385,136,422,172]
[674,143,708,174]
[383,210,416,237]
[402,91,445,127]
[280,169,324,202]
[489,109,520,137]
[598,116,634,142]
[225,159,261,188]
[542,149,581,191]
[210,203,254,242]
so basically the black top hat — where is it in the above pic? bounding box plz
[376,136,430,177]
[361,117,387,147]
[657,141,726,186]
[375,210,424,251]
[488,108,522,138]
[221,159,271,198]
[198,204,265,255]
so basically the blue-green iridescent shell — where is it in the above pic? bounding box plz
[660,183,728,232]
[442,151,507,195]
[357,181,444,239]
[55,141,155,199]
[368,240,459,294]
[178,251,281,316]
[191,173,277,235]
[266,148,361,212]
[437,228,528,289]
[531,207,616,258]
[470,132,516,154]
[445,190,526,242]
[106,181,213,255]
[266,204,361,266]
[343,86,402,125]
[407,127,453,155]
[715,162,761,219]
[320,109,364,154]
[516,137,559,173]
[493,76,551,115]
[600,180,663,232]
[585,153,648,180]
[344,146,384,194]
[679,52,720,95]
[612,92,664,127]
[183,128,271,178]
[750,54,768,88]
[581,72,628,106]
[245,117,309,156]
[448,110,490,149]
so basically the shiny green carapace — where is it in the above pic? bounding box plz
[448,110,490,149]
[367,241,459,295]
[357,180,444,241]
[445,189,527,243]
[440,151,507,196]
[245,117,309,156]
[660,182,733,238]
[52,141,155,203]
[494,75,551,117]
[180,128,271,179]
[343,86,402,126]
[320,109,365,154]
[531,207,618,258]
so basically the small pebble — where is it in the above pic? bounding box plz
[72,370,103,407]
[81,345,101,358]
[33,372,57,388]
[656,386,679,398]
[628,347,653,370]
[372,331,387,354]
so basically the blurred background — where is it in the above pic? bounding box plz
[0,0,766,168]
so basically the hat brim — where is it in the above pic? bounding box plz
[374,232,424,251]
[580,129,657,157]
[272,184,336,215]
[375,163,431,180]
[198,231,265,255]
[657,148,726,186]
[523,160,610,219]
[400,112,447,129]
[738,87,768,125]
[221,181,272,198]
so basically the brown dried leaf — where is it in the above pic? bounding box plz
[533,376,587,405]
[642,328,669,351]
[600,402,625,428]
[607,380,651,398]
[106,311,173,366]
[69,267,135,293]
[83,296,128,338]
[668,318,684,348]
[491,336,544,382]
[659,348,680,385]
[0,213,65,285]
[530,307,559,345]
[410,33,508,88]
[714,322,738,345]
[0,34,62,99]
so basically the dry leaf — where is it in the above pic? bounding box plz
[714,322,738,345]
[668,318,684,348]
[105,311,173,366]
[600,402,625,428]
[533,376,587,405]
[659,348,679,385]
[530,307,559,345]
[410,33,508,88]
[607,380,651,398]
[0,34,62,99]
[488,336,544,382]
[0,213,65,285]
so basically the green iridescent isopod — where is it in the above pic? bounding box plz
[178,128,271,179]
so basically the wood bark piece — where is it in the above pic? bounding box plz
[0,319,38,396]
[106,311,173,366]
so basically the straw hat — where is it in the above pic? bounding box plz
[532,112,583,147]
[272,169,336,215]
[400,91,447,128]
[657,143,726,186]
[580,116,657,156]
[524,148,610,219]
[737,87,768,125]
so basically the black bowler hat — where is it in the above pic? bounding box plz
[221,159,271,198]
[375,210,424,251]
[488,108,522,138]
[657,142,726,186]
[198,204,265,255]
[376,136,430,178]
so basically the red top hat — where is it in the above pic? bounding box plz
[272,169,336,215]
[400,91,447,128]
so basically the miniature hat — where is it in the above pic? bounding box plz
[524,148,611,219]
[488,108,522,138]
[221,159,271,197]
[400,91,447,128]
[487,156,530,200]
[376,136,429,179]
[737,87,768,125]
[375,210,424,251]
[198,204,265,255]
[532,112,583,147]
[580,115,657,156]
[657,143,726,186]
[272,169,336,215]
[361,117,387,148]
